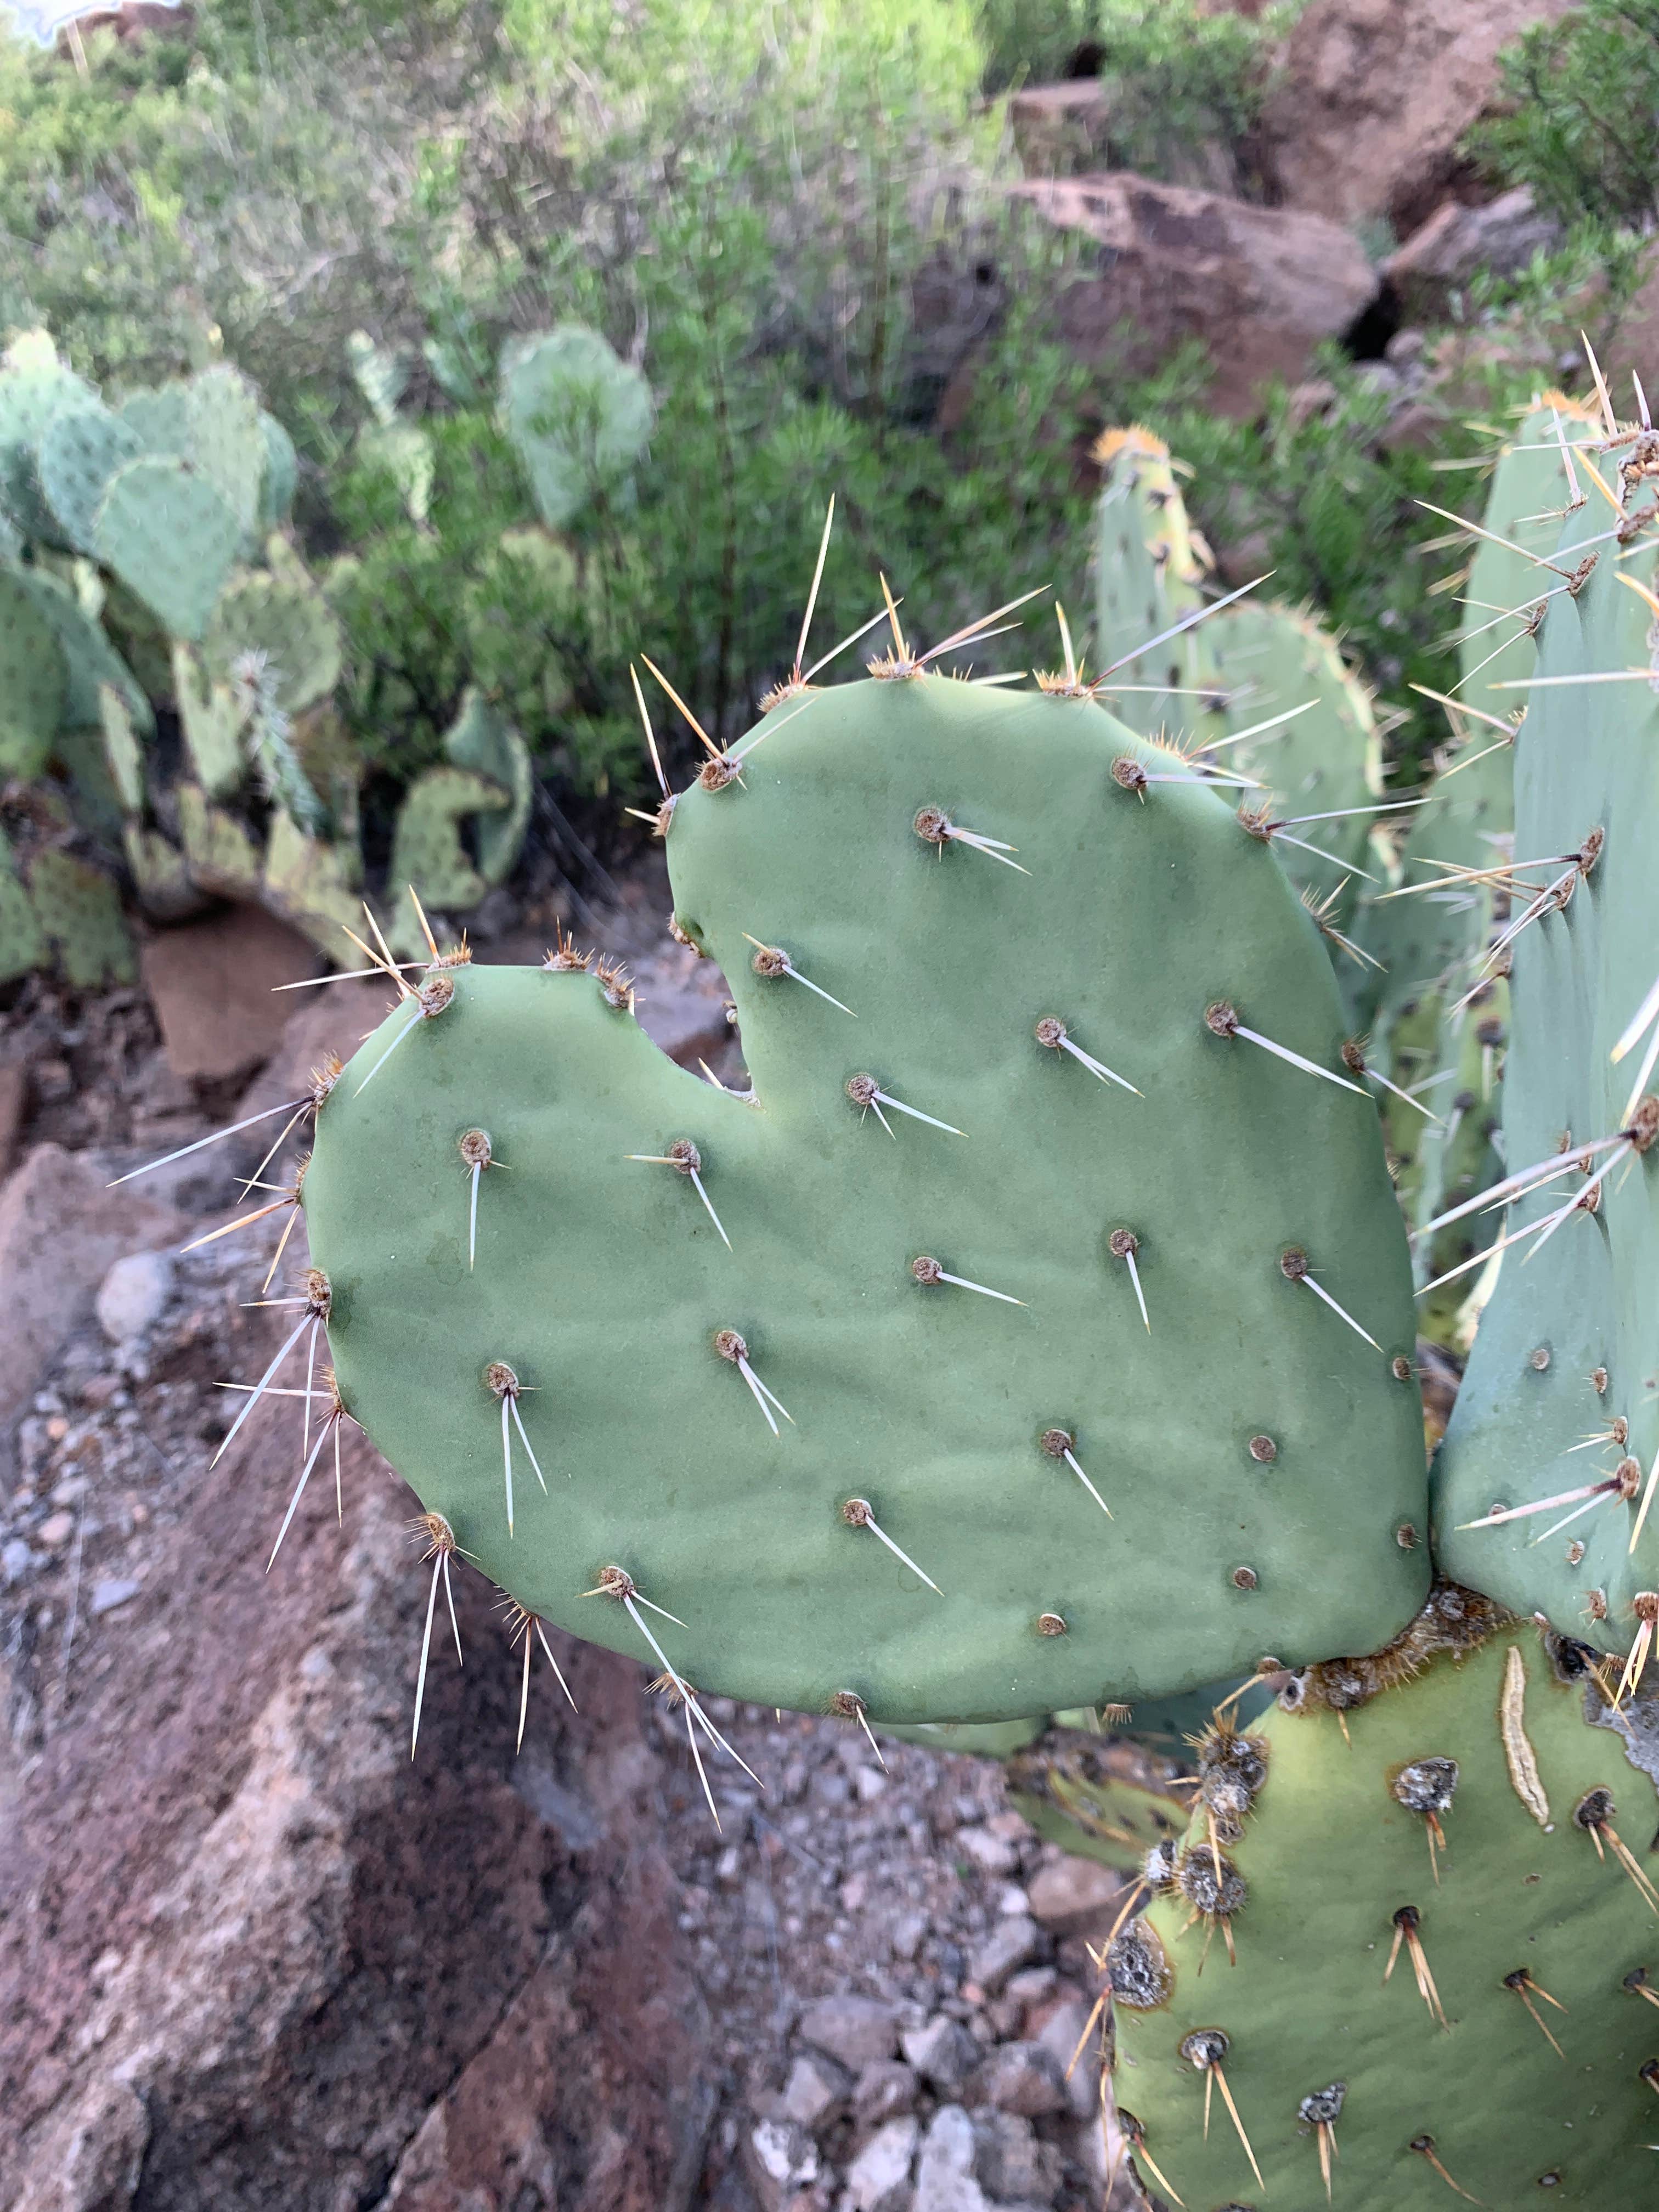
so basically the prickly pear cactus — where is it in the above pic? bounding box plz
[1432,495,1659,1632]
[1091,427,1219,743]
[1358,396,1585,1051]
[0,566,67,775]
[301,671,1429,1720]
[1112,1612,1659,2208]
[0,828,47,983]
[203,569,344,718]
[500,324,653,531]
[1206,599,1385,935]
[1005,1726,1207,1875]
[1380,970,1509,1349]
[0,330,94,542]
[92,455,242,642]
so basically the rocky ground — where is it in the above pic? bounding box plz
[0,894,1141,2212]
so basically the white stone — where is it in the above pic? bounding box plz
[95,1251,174,1346]
[913,2106,989,2212]
[847,2115,920,2211]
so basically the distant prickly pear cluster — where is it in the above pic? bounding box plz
[0,321,600,985]
[121,360,1659,2206]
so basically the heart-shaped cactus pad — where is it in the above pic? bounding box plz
[303,673,1429,1722]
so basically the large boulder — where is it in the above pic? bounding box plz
[1260,0,1576,234]
[1012,173,1378,418]
[0,997,714,2212]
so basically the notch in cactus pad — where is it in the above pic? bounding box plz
[302,673,1427,1722]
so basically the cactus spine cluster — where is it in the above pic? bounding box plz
[123,364,1659,2207]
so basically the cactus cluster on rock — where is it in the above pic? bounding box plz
[118,358,1659,2206]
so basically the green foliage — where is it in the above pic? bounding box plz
[1469,0,1659,234]
[1138,348,1463,791]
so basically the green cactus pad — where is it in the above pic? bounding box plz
[1007,1728,1197,1875]
[302,674,1427,1720]
[257,410,299,532]
[203,569,344,716]
[0,828,47,982]
[185,364,267,535]
[1206,600,1383,928]
[387,763,511,912]
[15,566,151,737]
[879,1715,1047,1759]
[1356,397,1585,1047]
[0,567,67,776]
[1381,972,1509,1347]
[442,688,532,888]
[1114,1618,1659,2209]
[26,848,134,988]
[0,330,95,544]
[93,455,241,642]
[177,783,263,899]
[1457,392,1601,726]
[118,384,192,458]
[500,324,653,531]
[1091,426,1218,745]
[36,399,145,555]
[1432,501,1659,1632]
[173,641,247,798]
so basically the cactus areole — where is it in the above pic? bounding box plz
[303,672,1428,1721]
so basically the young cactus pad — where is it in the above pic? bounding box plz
[1112,1614,1659,2208]
[1432,496,1659,1629]
[1091,426,1218,742]
[301,672,1427,1720]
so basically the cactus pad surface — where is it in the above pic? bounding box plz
[302,674,1427,1719]
[1114,1615,1659,2208]
[1432,501,1659,1631]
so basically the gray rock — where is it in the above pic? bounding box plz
[1034,1997,1097,2119]
[901,2013,980,2093]
[952,1824,1018,1877]
[846,2114,920,2211]
[94,1250,174,1345]
[780,2047,851,2129]
[854,2058,918,2125]
[967,1914,1042,1995]
[973,2110,1059,2204]
[2,1538,32,1587]
[90,1578,141,1617]
[798,1993,900,2072]
[1026,1854,1125,1938]
[970,2042,1069,2119]
[890,1910,928,1961]
[913,2105,989,2212]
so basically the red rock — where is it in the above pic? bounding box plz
[1012,173,1378,419]
[1260,0,1577,234]
[141,905,321,1085]
[0,1316,713,2208]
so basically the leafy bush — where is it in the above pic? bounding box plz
[1468,0,1659,234]
[978,0,1301,193]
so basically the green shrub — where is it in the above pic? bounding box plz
[1468,0,1659,234]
